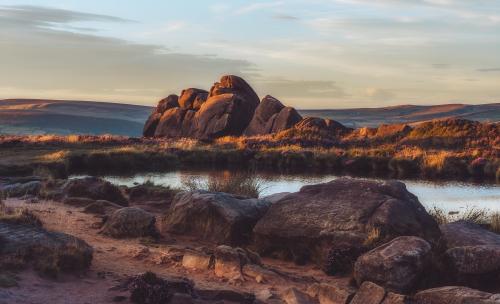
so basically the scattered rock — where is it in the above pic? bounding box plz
[308,283,356,304]
[127,272,195,304]
[350,281,386,304]
[253,178,440,266]
[162,191,270,245]
[242,264,280,284]
[413,286,500,304]
[354,236,432,293]
[214,245,249,281]
[182,250,214,271]
[295,117,349,136]
[101,207,158,238]
[62,177,128,206]
[281,287,317,304]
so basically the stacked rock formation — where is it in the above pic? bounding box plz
[143,75,346,139]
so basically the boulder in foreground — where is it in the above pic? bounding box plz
[0,221,93,276]
[441,220,500,290]
[253,178,440,266]
[62,177,128,206]
[162,191,270,245]
[354,236,432,293]
[101,207,158,238]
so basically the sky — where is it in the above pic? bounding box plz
[0,0,499,109]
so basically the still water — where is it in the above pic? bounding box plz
[101,170,500,213]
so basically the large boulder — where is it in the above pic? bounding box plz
[244,95,302,136]
[143,95,179,137]
[353,236,433,293]
[178,88,208,110]
[193,93,258,139]
[0,221,93,275]
[441,221,500,289]
[101,207,158,238]
[62,177,128,206]
[209,75,260,104]
[253,178,440,266]
[162,191,271,245]
[413,286,500,304]
[154,107,191,138]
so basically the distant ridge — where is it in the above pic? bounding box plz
[0,99,498,135]
[300,103,500,128]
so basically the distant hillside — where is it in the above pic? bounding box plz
[0,99,498,136]
[300,103,500,128]
[0,99,151,136]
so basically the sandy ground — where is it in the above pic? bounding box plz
[0,198,346,304]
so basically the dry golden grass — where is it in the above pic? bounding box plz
[363,227,382,247]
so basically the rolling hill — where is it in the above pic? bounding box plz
[0,99,498,136]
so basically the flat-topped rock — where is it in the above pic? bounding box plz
[0,221,93,274]
[62,177,128,206]
[253,178,440,266]
[162,191,271,245]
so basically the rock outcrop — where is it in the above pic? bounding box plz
[294,117,350,135]
[162,191,270,245]
[353,236,432,293]
[253,178,440,266]
[143,75,314,139]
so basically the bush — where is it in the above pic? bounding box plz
[182,173,263,198]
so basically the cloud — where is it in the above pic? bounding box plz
[0,5,255,104]
[477,68,500,72]
[272,14,299,21]
[235,1,284,15]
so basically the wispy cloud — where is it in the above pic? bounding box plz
[272,14,299,21]
[235,1,284,15]
[477,68,500,72]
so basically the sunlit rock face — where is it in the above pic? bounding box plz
[143,75,305,139]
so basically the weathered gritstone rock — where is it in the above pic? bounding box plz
[353,236,432,293]
[440,221,500,290]
[0,221,93,274]
[62,177,128,206]
[144,75,304,139]
[244,95,302,136]
[143,95,180,137]
[83,200,121,215]
[281,287,318,304]
[162,191,271,245]
[413,286,500,304]
[101,207,158,239]
[350,281,387,304]
[253,178,440,267]
[294,117,349,136]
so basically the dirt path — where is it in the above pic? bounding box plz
[1,199,344,304]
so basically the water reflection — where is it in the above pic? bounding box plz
[102,170,500,212]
